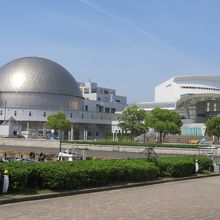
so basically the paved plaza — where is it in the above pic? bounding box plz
[1,176,220,219]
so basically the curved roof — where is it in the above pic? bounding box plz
[133,102,176,110]
[173,75,220,83]
[0,57,82,97]
[176,93,220,108]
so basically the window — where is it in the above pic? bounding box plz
[111,108,116,114]
[99,106,103,112]
[14,111,17,116]
[214,103,217,112]
[0,110,2,115]
[43,112,46,117]
[85,105,88,111]
[84,88,89,94]
[181,85,220,92]
[29,111,31,116]
[70,113,73,118]
[96,131,99,136]
[207,102,210,112]
[116,100,120,103]
[105,108,110,113]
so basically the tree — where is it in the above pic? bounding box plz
[145,107,182,143]
[47,112,71,139]
[205,115,220,144]
[118,105,148,141]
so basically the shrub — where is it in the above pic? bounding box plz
[0,160,159,192]
[0,156,213,192]
[196,157,213,172]
[154,156,213,177]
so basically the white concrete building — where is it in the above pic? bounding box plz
[133,76,220,137]
[0,57,126,140]
[155,76,220,102]
[79,82,127,113]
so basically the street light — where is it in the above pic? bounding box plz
[59,139,62,153]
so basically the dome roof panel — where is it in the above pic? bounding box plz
[0,57,82,97]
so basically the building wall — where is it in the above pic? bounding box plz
[155,76,220,102]
[155,78,181,102]
[79,82,127,114]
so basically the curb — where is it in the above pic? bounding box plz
[0,173,219,205]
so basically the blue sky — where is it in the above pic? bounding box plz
[1,0,220,103]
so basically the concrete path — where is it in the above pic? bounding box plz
[1,176,220,219]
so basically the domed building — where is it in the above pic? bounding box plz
[0,57,127,139]
[0,57,84,111]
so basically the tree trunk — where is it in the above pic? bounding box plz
[159,131,163,143]
[58,129,61,139]
[130,133,133,142]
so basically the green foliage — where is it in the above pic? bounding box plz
[196,157,213,172]
[154,156,213,177]
[118,105,148,139]
[145,107,183,143]
[0,160,159,192]
[47,112,71,132]
[0,157,212,192]
[154,157,194,177]
[205,115,220,144]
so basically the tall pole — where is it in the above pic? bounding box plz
[59,139,61,152]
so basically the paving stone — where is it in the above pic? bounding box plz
[1,177,220,219]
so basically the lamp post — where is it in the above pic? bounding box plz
[59,139,62,153]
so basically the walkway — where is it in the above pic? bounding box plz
[1,176,220,219]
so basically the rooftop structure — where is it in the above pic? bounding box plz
[134,102,176,111]
[155,76,220,102]
[0,57,83,110]
[79,82,127,113]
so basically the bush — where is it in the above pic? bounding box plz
[36,160,159,190]
[0,156,213,192]
[0,160,159,192]
[196,157,213,172]
[153,156,213,177]
[154,157,194,177]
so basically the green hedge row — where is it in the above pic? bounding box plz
[64,140,207,149]
[0,160,159,192]
[0,157,213,193]
[153,157,213,177]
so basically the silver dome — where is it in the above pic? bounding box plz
[0,57,82,96]
[0,57,84,110]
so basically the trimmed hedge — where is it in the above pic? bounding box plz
[0,160,159,192]
[154,157,194,177]
[154,157,213,177]
[0,156,213,192]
